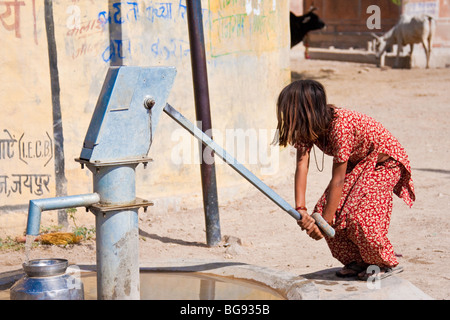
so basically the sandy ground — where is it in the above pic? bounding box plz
[1,49,449,300]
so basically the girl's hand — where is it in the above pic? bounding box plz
[297,212,324,240]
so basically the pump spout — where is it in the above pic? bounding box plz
[26,193,100,236]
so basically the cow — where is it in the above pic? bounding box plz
[290,7,326,49]
[372,14,436,68]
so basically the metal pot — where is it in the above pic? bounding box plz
[10,259,84,300]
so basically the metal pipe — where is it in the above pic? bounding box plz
[164,104,336,238]
[26,193,100,236]
[93,164,136,204]
[87,164,140,300]
[186,0,221,247]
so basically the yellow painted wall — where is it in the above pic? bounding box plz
[0,0,291,237]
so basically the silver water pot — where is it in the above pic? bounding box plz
[10,259,84,300]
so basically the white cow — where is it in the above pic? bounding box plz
[372,14,435,68]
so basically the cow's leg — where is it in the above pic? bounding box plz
[395,44,402,68]
[422,40,430,69]
[409,44,414,68]
[378,52,386,67]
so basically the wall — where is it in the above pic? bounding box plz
[304,0,402,48]
[403,0,450,47]
[0,0,291,237]
[303,0,450,67]
[301,0,450,68]
[306,0,401,33]
[290,0,303,15]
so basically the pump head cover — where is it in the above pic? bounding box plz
[80,66,177,163]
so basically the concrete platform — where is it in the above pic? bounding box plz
[307,47,450,69]
[301,267,433,300]
[0,259,433,300]
[307,47,411,68]
[136,259,434,300]
[308,48,379,65]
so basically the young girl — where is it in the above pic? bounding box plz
[275,80,415,279]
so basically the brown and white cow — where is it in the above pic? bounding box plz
[372,14,436,68]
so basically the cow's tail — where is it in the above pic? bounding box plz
[425,15,435,28]
[426,15,436,38]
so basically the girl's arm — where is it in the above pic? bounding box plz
[295,149,323,240]
[322,161,348,224]
[294,149,309,210]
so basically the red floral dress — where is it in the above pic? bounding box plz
[305,108,415,267]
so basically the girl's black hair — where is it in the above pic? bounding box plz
[274,79,334,149]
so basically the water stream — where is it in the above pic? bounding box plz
[24,235,37,264]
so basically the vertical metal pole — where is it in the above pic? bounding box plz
[44,0,68,228]
[186,0,221,246]
[89,164,140,300]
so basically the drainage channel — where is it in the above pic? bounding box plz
[0,270,283,300]
[0,261,319,300]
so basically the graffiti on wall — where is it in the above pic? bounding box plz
[64,0,283,63]
[64,1,194,63]
[96,0,206,63]
[209,0,283,57]
[404,1,440,18]
[0,0,38,44]
[0,129,53,201]
[2,0,285,63]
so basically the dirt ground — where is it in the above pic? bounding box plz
[1,49,449,300]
